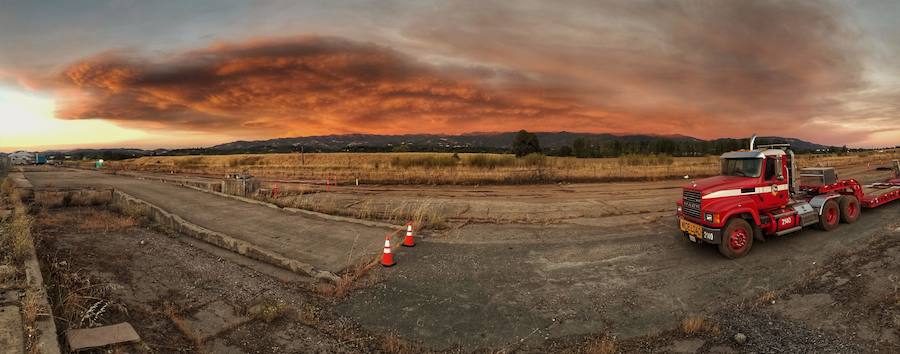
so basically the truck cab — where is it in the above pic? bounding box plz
[677,148,790,254]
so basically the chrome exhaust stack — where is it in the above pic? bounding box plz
[749,134,757,150]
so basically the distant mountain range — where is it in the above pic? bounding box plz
[211,132,702,151]
[33,132,832,160]
[209,132,828,153]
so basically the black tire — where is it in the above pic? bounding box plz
[718,218,754,259]
[839,196,861,224]
[817,199,840,231]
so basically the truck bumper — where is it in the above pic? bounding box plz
[677,217,723,244]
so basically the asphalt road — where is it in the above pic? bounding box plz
[339,195,900,350]
[24,168,392,274]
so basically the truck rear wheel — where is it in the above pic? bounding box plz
[817,199,840,231]
[718,218,753,259]
[839,196,860,224]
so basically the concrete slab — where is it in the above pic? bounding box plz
[183,301,250,341]
[65,323,140,351]
[0,305,24,354]
[25,169,392,274]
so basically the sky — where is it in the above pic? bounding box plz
[1,0,899,151]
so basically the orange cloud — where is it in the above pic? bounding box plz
[56,36,619,138]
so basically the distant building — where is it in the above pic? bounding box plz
[9,151,34,165]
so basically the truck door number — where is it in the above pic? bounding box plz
[781,216,792,226]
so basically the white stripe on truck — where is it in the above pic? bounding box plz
[702,184,789,199]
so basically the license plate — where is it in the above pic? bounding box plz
[680,218,703,238]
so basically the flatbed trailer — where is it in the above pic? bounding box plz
[861,179,900,208]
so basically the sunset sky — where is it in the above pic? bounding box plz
[1,0,899,151]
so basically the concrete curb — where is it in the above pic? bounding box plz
[14,173,61,353]
[7,172,33,199]
[111,190,340,283]
[24,247,62,354]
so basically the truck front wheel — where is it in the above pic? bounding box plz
[718,218,753,259]
[817,199,840,231]
[839,196,860,224]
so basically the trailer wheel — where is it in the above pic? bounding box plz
[817,199,840,231]
[839,196,860,224]
[718,218,753,259]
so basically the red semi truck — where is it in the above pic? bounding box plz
[676,136,900,258]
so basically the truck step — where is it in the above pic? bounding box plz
[775,226,803,236]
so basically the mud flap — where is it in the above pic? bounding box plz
[753,224,765,242]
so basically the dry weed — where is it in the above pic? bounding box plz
[681,316,720,336]
[585,337,617,354]
[0,177,14,195]
[318,257,379,298]
[38,208,136,233]
[162,302,204,348]
[757,290,777,303]
[22,290,43,325]
[1,207,34,265]
[381,333,418,354]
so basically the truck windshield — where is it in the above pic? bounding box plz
[721,158,762,178]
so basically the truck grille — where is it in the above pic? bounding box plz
[682,189,702,219]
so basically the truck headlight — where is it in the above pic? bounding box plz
[705,213,713,222]
[677,206,682,213]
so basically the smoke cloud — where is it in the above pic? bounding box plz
[49,0,899,145]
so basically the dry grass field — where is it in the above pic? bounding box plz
[72,150,900,185]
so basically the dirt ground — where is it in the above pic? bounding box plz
[22,159,900,353]
[34,207,402,353]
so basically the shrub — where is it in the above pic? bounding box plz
[465,154,516,169]
[228,155,263,167]
[391,155,458,168]
[618,154,674,166]
[522,153,547,167]
[248,300,288,323]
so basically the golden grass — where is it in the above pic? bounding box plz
[74,150,900,185]
[1,190,34,265]
[267,194,448,229]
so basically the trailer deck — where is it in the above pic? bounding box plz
[861,178,900,208]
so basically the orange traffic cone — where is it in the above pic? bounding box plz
[381,235,396,267]
[402,223,415,247]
